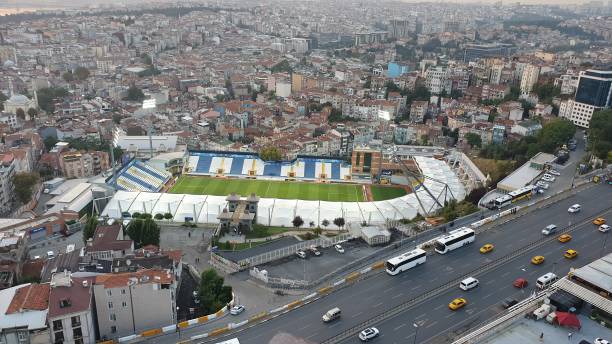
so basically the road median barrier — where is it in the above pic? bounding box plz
[249,311,269,322]
[209,326,230,337]
[332,278,345,286]
[197,315,209,323]
[302,292,317,301]
[371,261,385,270]
[214,309,225,318]
[287,300,303,309]
[141,328,162,337]
[177,320,190,329]
[345,271,360,282]
[318,285,332,294]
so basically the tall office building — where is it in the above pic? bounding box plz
[520,64,540,95]
[559,70,612,128]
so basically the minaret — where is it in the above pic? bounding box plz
[33,90,39,108]
[8,77,14,97]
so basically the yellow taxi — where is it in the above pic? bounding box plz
[480,244,494,254]
[558,234,572,243]
[448,298,467,311]
[593,218,606,226]
[531,255,545,265]
[564,249,578,259]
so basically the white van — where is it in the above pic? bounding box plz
[536,272,558,289]
[459,277,479,291]
[322,307,341,322]
[542,224,558,235]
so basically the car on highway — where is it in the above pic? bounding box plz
[358,327,379,341]
[459,277,479,291]
[501,297,518,309]
[599,224,611,233]
[448,298,467,310]
[595,338,611,344]
[548,169,561,176]
[536,181,550,189]
[310,246,321,256]
[230,305,246,315]
[531,255,545,265]
[542,224,558,235]
[593,217,607,225]
[296,250,307,259]
[513,278,528,289]
[558,234,572,243]
[479,244,494,253]
[334,244,345,253]
[47,251,55,259]
[322,307,341,322]
[568,204,581,213]
[564,249,578,259]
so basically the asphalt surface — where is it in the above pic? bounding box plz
[205,184,612,344]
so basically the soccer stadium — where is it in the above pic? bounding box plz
[102,149,469,228]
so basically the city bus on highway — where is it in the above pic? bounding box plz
[492,185,535,209]
[385,248,427,275]
[434,227,476,254]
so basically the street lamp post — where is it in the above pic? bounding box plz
[412,323,419,344]
[552,262,558,276]
[601,230,610,258]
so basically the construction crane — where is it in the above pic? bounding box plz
[389,145,455,217]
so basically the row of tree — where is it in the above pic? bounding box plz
[291,216,345,231]
[83,213,161,247]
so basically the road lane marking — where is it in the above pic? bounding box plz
[373,302,383,308]
[486,280,495,285]
[434,304,444,310]
[393,323,407,331]
[411,285,423,290]
[392,293,404,299]
[501,271,510,277]
[384,287,395,293]
[352,311,363,318]
[445,312,456,318]
[425,321,438,329]
[415,313,427,320]
[483,293,494,299]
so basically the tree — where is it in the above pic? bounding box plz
[588,109,612,160]
[44,136,58,151]
[12,172,39,204]
[126,216,160,247]
[321,219,330,228]
[465,133,482,148]
[125,85,145,102]
[270,60,292,73]
[537,118,576,153]
[333,217,345,230]
[164,212,173,221]
[260,146,282,161]
[198,269,233,314]
[292,216,304,229]
[154,213,164,220]
[27,108,38,119]
[62,71,75,82]
[313,226,322,236]
[15,108,25,119]
[37,87,69,113]
[74,67,90,80]
[83,215,98,243]
[112,113,122,125]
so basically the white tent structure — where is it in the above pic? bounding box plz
[101,157,467,230]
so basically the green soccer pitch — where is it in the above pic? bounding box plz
[169,176,406,202]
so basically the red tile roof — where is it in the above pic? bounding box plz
[5,284,50,314]
[48,277,94,318]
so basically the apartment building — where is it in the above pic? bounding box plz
[520,64,540,94]
[48,274,96,344]
[425,66,450,95]
[0,283,50,344]
[0,153,16,214]
[84,224,133,261]
[93,269,177,339]
[410,101,429,123]
[560,69,612,128]
[59,151,109,179]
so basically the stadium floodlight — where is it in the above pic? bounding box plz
[142,98,156,109]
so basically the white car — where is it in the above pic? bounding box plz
[541,175,555,182]
[536,181,550,189]
[230,305,245,315]
[548,169,561,176]
[599,224,611,233]
[595,338,610,344]
[296,250,307,259]
[358,327,379,341]
[47,251,55,259]
[334,244,345,253]
[568,204,581,213]
[310,246,321,256]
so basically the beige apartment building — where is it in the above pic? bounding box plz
[93,270,177,340]
[59,151,109,178]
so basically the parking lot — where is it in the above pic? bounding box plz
[256,238,380,282]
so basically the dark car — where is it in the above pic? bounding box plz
[502,298,518,309]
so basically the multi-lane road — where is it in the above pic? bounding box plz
[209,184,612,344]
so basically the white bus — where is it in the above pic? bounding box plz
[385,248,427,275]
[434,227,476,254]
[491,185,535,209]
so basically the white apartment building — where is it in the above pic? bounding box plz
[559,70,612,128]
[425,66,451,95]
[0,153,16,214]
[520,64,540,94]
[48,274,97,344]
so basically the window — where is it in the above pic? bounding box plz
[122,301,127,308]
[73,327,83,339]
[54,331,64,344]
[110,313,116,321]
[18,331,28,342]
[107,290,112,296]
[53,320,63,331]
[71,316,81,328]
[108,301,113,309]
[75,339,83,344]
[110,326,117,334]
[121,289,126,295]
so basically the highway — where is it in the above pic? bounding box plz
[207,184,612,344]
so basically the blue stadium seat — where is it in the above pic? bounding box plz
[230,156,245,175]
[331,162,341,180]
[122,170,156,190]
[196,153,213,173]
[263,162,282,176]
[303,159,316,179]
